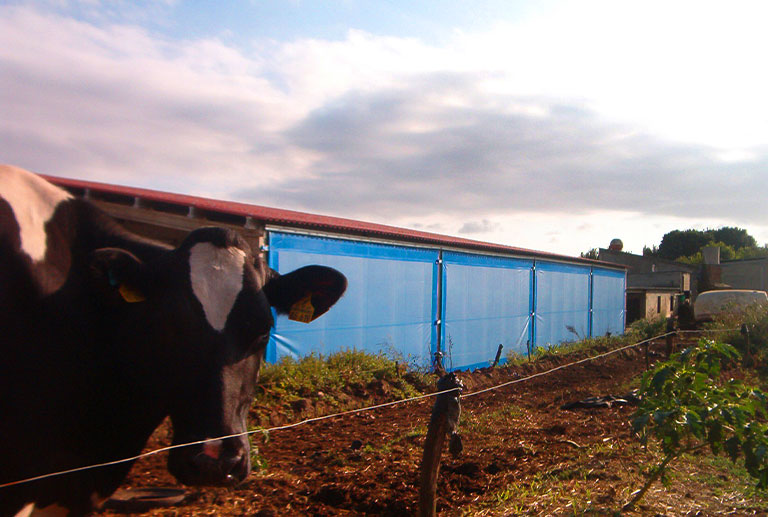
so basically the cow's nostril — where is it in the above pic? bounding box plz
[222,452,249,482]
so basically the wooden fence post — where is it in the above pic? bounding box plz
[419,373,464,517]
[644,340,650,371]
[665,317,675,358]
[492,344,504,368]
[741,324,752,367]
[433,351,445,375]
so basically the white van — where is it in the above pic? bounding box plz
[694,289,768,321]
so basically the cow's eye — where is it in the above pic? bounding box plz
[249,334,270,353]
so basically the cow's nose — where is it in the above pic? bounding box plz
[192,440,250,485]
[221,451,250,484]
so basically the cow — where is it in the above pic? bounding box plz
[0,165,347,516]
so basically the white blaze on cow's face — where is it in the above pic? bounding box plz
[0,165,72,262]
[189,242,247,332]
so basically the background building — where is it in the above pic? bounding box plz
[598,244,695,324]
[47,175,627,370]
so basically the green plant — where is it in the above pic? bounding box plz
[249,446,269,472]
[626,315,667,342]
[503,314,675,366]
[628,338,768,509]
[256,348,431,408]
[708,304,768,364]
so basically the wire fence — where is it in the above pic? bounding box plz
[0,326,742,491]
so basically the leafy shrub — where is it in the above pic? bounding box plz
[626,315,668,342]
[707,303,768,363]
[628,338,768,509]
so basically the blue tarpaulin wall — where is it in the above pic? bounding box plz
[267,232,438,367]
[591,268,626,337]
[534,262,592,346]
[267,232,625,370]
[441,252,532,369]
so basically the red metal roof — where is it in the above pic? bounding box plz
[42,174,624,268]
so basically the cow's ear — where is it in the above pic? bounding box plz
[90,248,148,303]
[263,265,347,323]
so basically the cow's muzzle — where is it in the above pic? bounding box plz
[168,438,250,486]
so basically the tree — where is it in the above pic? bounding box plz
[642,245,659,257]
[656,227,760,261]
[677,241,737,265]
[736,246,768,260]
[712,227,757,250]
[580,248,599,259]
[658,230,711,260]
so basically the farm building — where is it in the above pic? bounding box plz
[599,246,694,324]
[45,175,627,371]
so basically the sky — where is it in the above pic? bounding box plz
[2,0,768,257]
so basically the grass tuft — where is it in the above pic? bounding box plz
[255,348,433,408]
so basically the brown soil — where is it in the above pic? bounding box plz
[97,337,768,516]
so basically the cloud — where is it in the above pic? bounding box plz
[1,3,768,256]
[458,219,501,235]
[0,5,307,192]
[240,83,768,226]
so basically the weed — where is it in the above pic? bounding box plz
[485,472,599,514]
[255,348,432,409]
[361,443,391,456]
[626,316,668,342]
[463,403,522,432]
[249,446,269,472]
[403,425,427,440]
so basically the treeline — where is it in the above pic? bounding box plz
[643,227,768,263]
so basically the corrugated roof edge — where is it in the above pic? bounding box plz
[42,174,625,269]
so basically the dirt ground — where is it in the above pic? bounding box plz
[97,336,768,516]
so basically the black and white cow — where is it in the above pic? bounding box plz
[0,165,346,516]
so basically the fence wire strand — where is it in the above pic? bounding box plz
[0,327,740,490]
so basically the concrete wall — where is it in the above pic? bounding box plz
[626,290,677,323]
[599,249,697,275]
[629,271,690,291]
[721,259,768,292]
[644,291,676,319]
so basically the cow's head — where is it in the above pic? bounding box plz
[90,227,346,486]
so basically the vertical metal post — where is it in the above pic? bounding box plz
[434,251,444,359]
[622,271,628,330]
[588,267,594,338]
[529,261,537,357]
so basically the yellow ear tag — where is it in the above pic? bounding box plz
[289,294,315,323]
[119,283,146,303]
